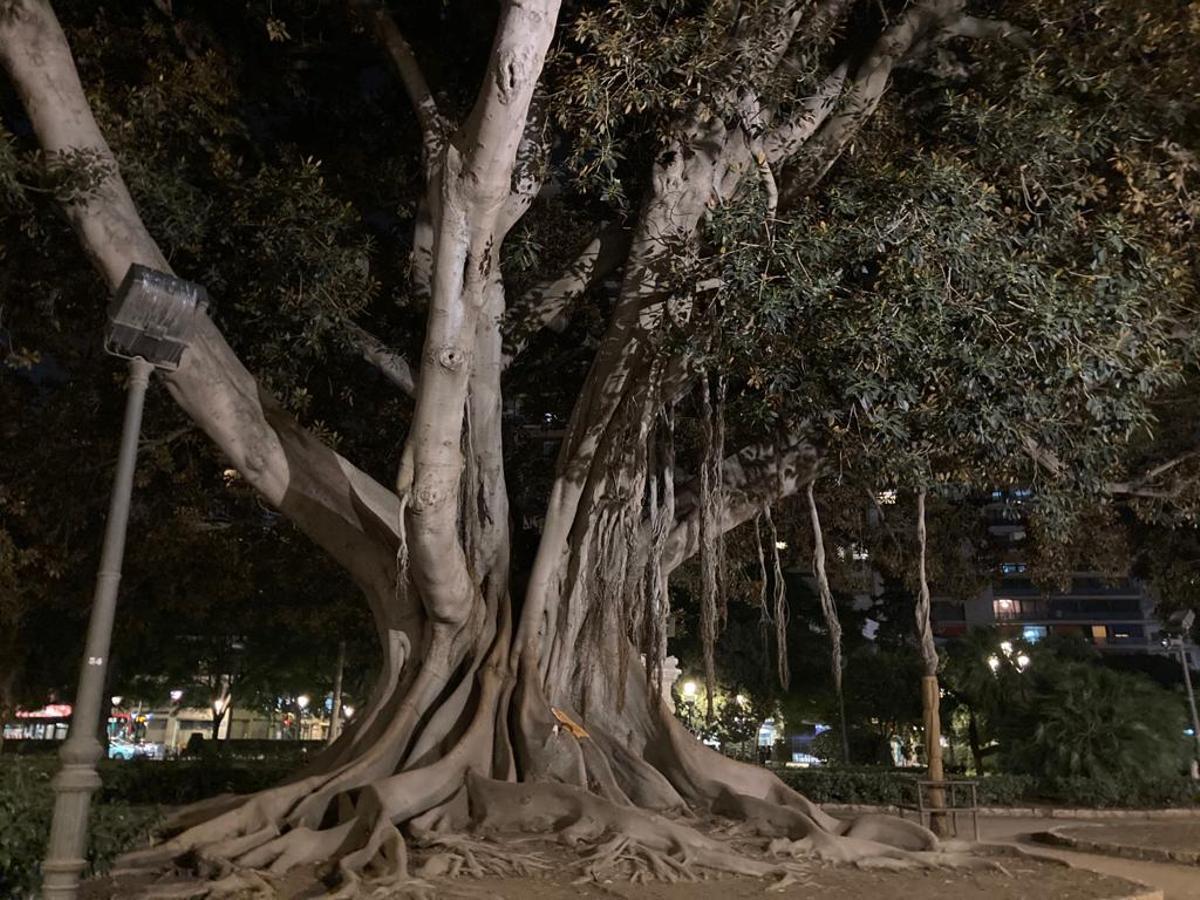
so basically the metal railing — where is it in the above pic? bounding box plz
[897,778,980,841]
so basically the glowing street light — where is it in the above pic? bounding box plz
[109,696,122,708]
[1016,653,1031,671]
[169,689,184,703]
[44,264,207,900]
[682,681,697,699]
[297,694,311,710]
[986,655,1001,673]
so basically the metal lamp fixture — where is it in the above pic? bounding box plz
[104,264,208,368]
[42,264,207,900]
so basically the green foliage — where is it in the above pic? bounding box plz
[0,757,160,898]
[96,758,294,806]
[772,764,1198,809]
[772,766,1035,807]
[997,661,1188,784]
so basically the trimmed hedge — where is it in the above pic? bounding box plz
[773,765,1200,809]
[0,758,160,899]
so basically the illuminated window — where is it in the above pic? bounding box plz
[1091,625,1107,645]
[1022,625,1046,643]
[993,598,1016,619]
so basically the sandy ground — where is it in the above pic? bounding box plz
[979,815,1200,900]
[1055,821,1200,856]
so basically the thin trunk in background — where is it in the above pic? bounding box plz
[328,639,346,745]
[915,488,946,833]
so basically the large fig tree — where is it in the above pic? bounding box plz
[1,0,1196,889]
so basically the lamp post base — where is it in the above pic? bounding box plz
[42,753,103,898]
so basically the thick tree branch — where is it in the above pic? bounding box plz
[502,223,629,367]
[762,63,848,167]
[779,0,1025,202]
[400,0,560,627]
[1108,448,1200,500]
[0,0,403,617]
[664,433,819,572]
[354,0,445,166]
[349,323,417,397]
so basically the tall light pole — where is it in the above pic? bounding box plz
[1165,610,1200,779]
[42,265,207,900]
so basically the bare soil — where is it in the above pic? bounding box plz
[83,842,1146,899]
[461,857,1143,900]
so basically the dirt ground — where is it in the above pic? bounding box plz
[84,842,1147,899]
[455,857,1143,900]
[1057,821,1200,856]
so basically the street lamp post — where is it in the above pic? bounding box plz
[42,265,207,900]
[1165,610,1200,779]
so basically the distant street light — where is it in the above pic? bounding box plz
[43,264,207,900]
[169,689,183,703]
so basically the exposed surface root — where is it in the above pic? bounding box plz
[466,773,806,879]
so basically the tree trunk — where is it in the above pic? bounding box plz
[967,707,985,775]
[915,489,946,834]
[328,640,346,746]
[0,0,968,888]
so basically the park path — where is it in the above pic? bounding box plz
[978,815,1200,900]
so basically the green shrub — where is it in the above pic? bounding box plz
[1037,774,1198,809]
[97,759,293,805]
[773,766,1037,807]
[997,663,1187,784]
[771,763,1197,810]
[0,757,160,898]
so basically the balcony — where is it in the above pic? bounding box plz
[992,596,1144,622]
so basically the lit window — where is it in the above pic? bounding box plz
[1091,625,1107,645]
[1013,488,1033,499]
[991,490,1004,501]
[993,598,1015,618]
[876,489,897,505]
[1000,563,1027,575]
[1022,625,1047,643]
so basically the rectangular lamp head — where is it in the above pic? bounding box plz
[105,264,209,370]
